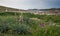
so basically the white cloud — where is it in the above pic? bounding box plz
[0,0,60,9]
[0,0,29,9]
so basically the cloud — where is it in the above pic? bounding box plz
[0,0,29,8]
[0,0,60,9]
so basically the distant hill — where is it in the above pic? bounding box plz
[0,6,60,15]
[28,8,60,11]
[0,6,20,12]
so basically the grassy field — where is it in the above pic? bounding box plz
[0,12,60,36]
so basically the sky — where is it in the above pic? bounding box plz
[0,0,60,9]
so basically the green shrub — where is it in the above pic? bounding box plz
[13,24,31,34]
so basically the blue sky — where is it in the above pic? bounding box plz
[0,0,60,9]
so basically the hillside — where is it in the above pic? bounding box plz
[0,6,20,12]
[0,6,60,15]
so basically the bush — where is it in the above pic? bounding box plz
[0,24,10,33]
[13,24,32,34]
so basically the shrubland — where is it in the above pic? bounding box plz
[0,12,60,36]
